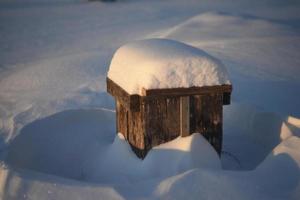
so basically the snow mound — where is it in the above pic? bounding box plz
[85,132,221,183]
[144,133,221,175]
[3,104,300,200]
[223,103,300,170]
[6,106,220,183]
[108,39,230,95]
[155,136,300,200]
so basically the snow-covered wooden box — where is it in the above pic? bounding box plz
[107,39,232,158]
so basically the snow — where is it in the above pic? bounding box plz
[85,133,221,184]
[0,167,125,200]
[108,39,230,95]
[0,0,300,199]
[1,105,300,199]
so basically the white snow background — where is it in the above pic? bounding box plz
[0,0,300,199]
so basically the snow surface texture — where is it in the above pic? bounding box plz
[108,39,230,95]
[1,106,300,200]
[0,0,300,199]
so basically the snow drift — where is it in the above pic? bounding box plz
[3,103,300,200]
[1,0,300,199]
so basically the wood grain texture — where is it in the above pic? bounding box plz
[180,96,190,137]
[108,78,229,158]
[190,93,223,154]
[144,97,181,152]
[116,99,146,158]
[142,85,232,97]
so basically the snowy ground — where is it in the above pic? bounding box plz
[0,0,300,199]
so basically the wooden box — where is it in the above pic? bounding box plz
[107,77,232,158]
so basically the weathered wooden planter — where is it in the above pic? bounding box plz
[107,77,232,158]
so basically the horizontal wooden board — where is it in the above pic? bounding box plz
[107,77,232,111]
[142,85,232,97]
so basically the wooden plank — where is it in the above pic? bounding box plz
[190,94,223,155]
[144,97,180,152]
[142,85,232,97]
[107,77,140,111]
[180,96,190,137]
[116,100,128,139]
[108,78,231,110]
[165,98,181,138]
[127,104,145,150]
[116,98,146,158]
[129,94,140,112]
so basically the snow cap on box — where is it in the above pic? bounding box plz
[108,39,230,95]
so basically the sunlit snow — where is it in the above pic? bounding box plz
[0,0,300,200]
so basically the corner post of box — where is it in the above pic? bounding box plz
[107,77,141,112]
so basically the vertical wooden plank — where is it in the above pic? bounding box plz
[180,96,190,137]
[116,98,146,158]
[144,98,164,151]
[116,100,128,139]
[127,106,145,150]
[144,97,180,153]
[190,93,223,155]
[165,97,180,138]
